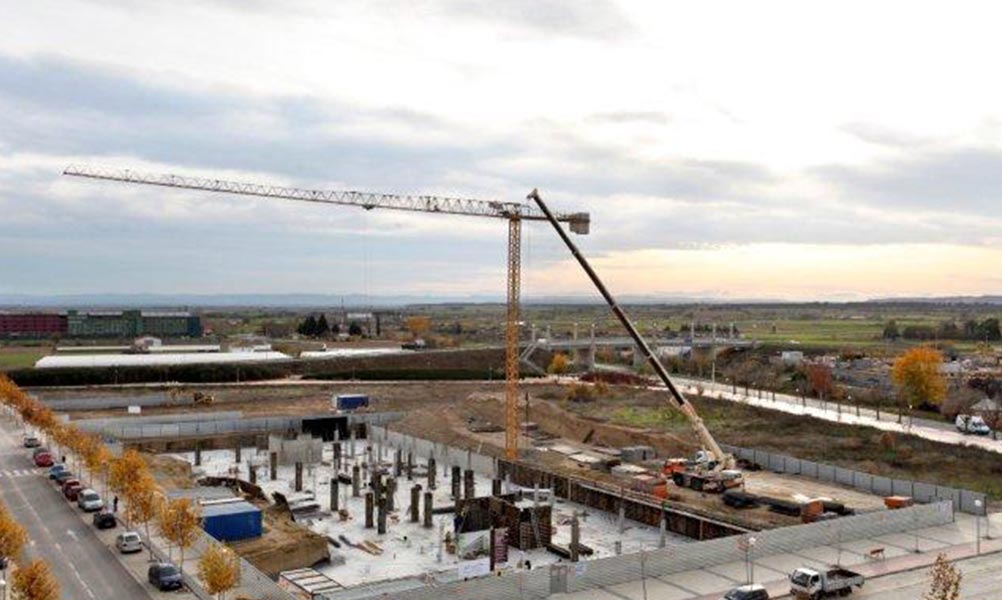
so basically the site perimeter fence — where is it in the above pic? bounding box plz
[359,501,952,600]
[722,444,988,515]
[36,391,175,411]
[76,415,304,439]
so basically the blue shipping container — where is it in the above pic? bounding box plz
[336,394,369,411]
[202,501,262,542]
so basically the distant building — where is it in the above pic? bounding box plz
[781,350,805,365]
[0,312,67,337]
[66,310,201,338]
[0,309,202,339]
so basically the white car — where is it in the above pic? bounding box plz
[115,531,143,554]
[956,414,991,435]
[77,489,104,512]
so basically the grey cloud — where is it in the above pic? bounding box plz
[814,147,1002,213]
[588,111,672,125]
[839,122,935,148]
[431,0,633,40]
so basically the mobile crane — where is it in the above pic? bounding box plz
[528,189,739,489]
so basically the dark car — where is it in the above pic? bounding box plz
[723,584,770,600]
[53,470,75,484]
[48,464,68,480]
[62,479,84,501]
[148,563,183,591]
[92,511,117,530]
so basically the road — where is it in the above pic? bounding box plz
[0,418,150,600]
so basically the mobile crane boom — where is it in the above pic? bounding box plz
[528,189,733,469]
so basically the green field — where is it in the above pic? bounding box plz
[0,350,46,371]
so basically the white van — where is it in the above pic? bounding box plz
[956,414,991,435]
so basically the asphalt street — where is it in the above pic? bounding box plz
[0,418,150,600]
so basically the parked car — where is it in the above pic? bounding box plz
[33,451,54,468]
[148,562,183,591]
[790,566,864,598]
[92,511,117,530]
[31,447,50,459]
[723,584,770,600]
[23,434,41,448]
[115,531,143,554]
[62,479,84,501]
[53,470,75,484]
[77,489,104,512]
[48,464,68,480]
[956,414,991,435]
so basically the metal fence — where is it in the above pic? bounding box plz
[80,415,304,439]
[722,444,988,514]
[353,501,952,600]
[36,391,174,411]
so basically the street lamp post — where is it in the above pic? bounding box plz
[976,499,984,554]
[745,536,757,584]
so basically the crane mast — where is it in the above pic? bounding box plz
[528,189,734,469]
[63,166,590,460]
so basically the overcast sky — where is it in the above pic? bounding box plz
[3,1,1002,301]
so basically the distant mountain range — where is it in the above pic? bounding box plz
[3,292,1002,309]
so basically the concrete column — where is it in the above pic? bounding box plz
[428,457,437,490]
[249,465,257,485]
[492,478,502,497]
[423,491,433,528]
[410,485,421,523]
[364,492,374,528]
[331,478,339,512]
[349,429,356,458]
[194,444,202,467]
[373,471,384,503]
[295,462,303,492]
[614,540,622,555]
[386,477,396,512]
[377,497,387,535]
[235,444,242,464]
[463,469,475,500]
[659,513,667,548]
[352,465,361,497]
[451,466,461,500]
[333,442,342,471]
[618,501,626,534]
[269,452,278,481]
[394,449,402,477]
[570,512,580,562]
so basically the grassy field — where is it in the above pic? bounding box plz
[0,348,47,371]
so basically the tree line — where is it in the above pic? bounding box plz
[883,318,1001,342]
[296,314,364,338]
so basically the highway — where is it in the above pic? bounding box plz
[0,418,150,600]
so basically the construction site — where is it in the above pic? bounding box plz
[15,169,990,600]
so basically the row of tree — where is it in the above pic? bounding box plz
[296,314,365,338]
[883,318,1002,342]
[0,375,241,600]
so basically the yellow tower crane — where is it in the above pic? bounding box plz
[62,166,590,459]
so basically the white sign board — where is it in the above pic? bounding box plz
[457,557,491,579]
[127,405,142,414]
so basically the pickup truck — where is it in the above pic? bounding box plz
[790,566,864,599]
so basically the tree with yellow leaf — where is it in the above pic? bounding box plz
[924,553,961,600]
[547,353,570,375]
[10,559,59,600]
[127,476,162,559]
[405,316,431,339]
[198,542,241,600]
[892,346,947,414]
[158,498,202,573]
[0,508,29,572]
[110,449,149,498]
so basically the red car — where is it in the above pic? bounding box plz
[62,479,83,501]
[33,451,54,468]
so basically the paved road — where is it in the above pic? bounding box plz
[0,419,150,600]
